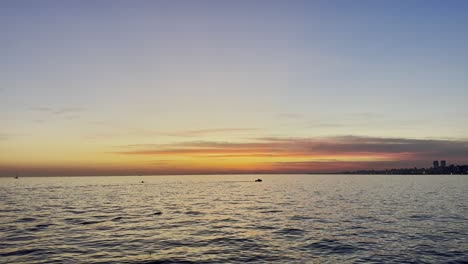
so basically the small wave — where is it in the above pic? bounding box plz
[255,225,276,230]
[260,209,283,214]
[290,215,313,221]
[185,211,203,215]
[26,223,52,232]
[1,248,41,257]
[245,206,271,211]
[275,228,305,236]
[79,220,106,225]
[409,214,433,221]
[348,225,367,230]
[17,217,36,223]
[93,215,111,219]
[304,238,361,255]
[67,210,86,215]
[192,229,231,236]
[0,208,22,213]
[209,217,238,224]
[138,259,203,264]
[158,240,201,249]
[206,237,255,246]
[4,235,37,242]
[409,244,467,259]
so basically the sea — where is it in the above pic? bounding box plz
[0,174,467,263]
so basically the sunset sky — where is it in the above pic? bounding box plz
[1,1,468,176]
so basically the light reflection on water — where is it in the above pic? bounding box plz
[0,174,467,263]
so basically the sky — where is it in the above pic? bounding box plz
[1,0,468,176]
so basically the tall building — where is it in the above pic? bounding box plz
[441,160,446,167]
[433,160,439,168]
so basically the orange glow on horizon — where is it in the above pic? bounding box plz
[1,135,466,176]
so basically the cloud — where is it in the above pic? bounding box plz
[30,106,85,115]
[303,113,431,130]
[253,136,468,156]
[85,127,257,140]
[3,136,467,176]
[163,128,256,137]
[276,113,304,119]
[27,107,85,124]
[114,136,468,172]
[30,107,52,112]
[346,112,385,119]
[116,136,468,156]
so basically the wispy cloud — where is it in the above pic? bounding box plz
[30,106,85,115]
[304,113,429,130]
[85,127,257,139]
[119,136,468,156]
[164,128,256,137]
[276,113,304,119]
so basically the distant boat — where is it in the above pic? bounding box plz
[255,179,262,182]
[14,172,19,179]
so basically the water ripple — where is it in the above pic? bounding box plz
[0,174,467,263]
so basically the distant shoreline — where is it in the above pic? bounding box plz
[1,172,467,177]
[342,164,468,175]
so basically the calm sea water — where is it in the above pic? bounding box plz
[0,174,467,263]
